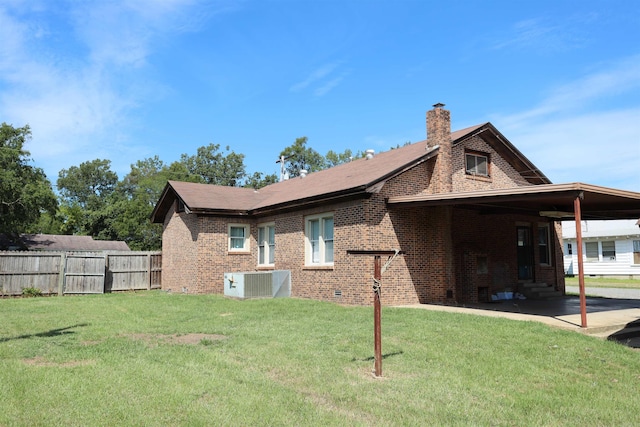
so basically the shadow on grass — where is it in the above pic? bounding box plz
[0,323,89,343]
[352,351,404,362]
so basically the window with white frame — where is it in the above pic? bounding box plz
[633,240,640,264]
[538,224,551,265]
[258,223,275,265]
[305,213,334,266]
[585,241,599,262]
[465,151,489,177]
[228,224,250,252]
[601,240,616,261]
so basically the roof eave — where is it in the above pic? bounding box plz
[150,181,177,223]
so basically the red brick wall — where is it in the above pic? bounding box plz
[161,203,199,292]
[452,135,532,192]
[159,109,564,305]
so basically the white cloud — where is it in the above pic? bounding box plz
[290,62,346,96]
[491,14,591,53]
[493,56,640,191]
[508,109,640,190]
[0,1,226,180]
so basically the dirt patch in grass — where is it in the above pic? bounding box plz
[127,333,226,345]
[23,356,96,367]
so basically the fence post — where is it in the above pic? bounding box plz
[147,253,152,290]
[57,252,67,296]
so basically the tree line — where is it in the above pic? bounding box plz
[1,123,362,250]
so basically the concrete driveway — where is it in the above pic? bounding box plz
[399,288,640,347]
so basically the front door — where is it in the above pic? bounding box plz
[516,226,534,281]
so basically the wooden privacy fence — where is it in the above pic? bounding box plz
[0,251,161,296]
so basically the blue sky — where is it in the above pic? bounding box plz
[1,0,639,191]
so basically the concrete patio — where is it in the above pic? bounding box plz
[398,293,640,347]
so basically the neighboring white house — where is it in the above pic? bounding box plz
[562,220,640,278]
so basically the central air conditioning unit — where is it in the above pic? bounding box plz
[223,270,291,299]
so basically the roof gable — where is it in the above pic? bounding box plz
[454,123,550,185]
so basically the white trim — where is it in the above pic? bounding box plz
[257,222,275,266]
[304,213,334,266]
[228,223,250,253]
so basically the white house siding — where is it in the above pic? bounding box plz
[563,220,640,278]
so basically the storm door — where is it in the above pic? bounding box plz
[516,226,534,281]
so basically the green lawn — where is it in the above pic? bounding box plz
[565,276,640,289]
[1,292,639,426]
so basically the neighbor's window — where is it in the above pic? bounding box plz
[305,213,334,266]
[465,151,489,177]
[585,241,599,262]
[566,243,573,255]
[601,240,616,261]
[228,224,250,252]
[258,223,275,265]
[633,240,640,264]
[538,224,551,265]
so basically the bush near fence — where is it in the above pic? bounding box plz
[0,251,161,296]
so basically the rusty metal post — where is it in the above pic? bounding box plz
[373,256,382,377]
[574,195,587,328]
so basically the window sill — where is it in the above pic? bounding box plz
[465,174,491,182]
[228,251,250,255]
[303,265,334,271]
[256,265,275,271]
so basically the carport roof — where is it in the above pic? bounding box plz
[387,182,640,220]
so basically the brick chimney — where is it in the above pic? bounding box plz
[426,103,452,193]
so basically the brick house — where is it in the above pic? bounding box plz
[151,104,640,306]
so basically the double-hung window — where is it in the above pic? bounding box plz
[228,224,250,252]
[538,224,551,265]
[258,223,275,266]
[465,151,489,177]
[601,241,616,261]
[585,241,599,262]
[305,213,334,266]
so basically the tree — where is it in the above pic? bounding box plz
[110,156,180,250]
[0,123,57,236]
[180,144,246,186]
[325,148,365,168]
[279,137,326,178]
[243,171,278,189]
[57,159,119,237]
[57,159,118,208]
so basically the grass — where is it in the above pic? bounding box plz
[565,276,640,289]
[1,292,640,426]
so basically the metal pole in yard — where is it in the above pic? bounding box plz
[373,255,382,377]
[574,194,587,328]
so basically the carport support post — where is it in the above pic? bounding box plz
[574,194,587,328]
[374,256,382,377]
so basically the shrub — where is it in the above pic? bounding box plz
[22,287,43,297]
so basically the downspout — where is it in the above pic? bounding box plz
[573,193,587,328]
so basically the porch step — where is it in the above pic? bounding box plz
[520,283,563,300]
